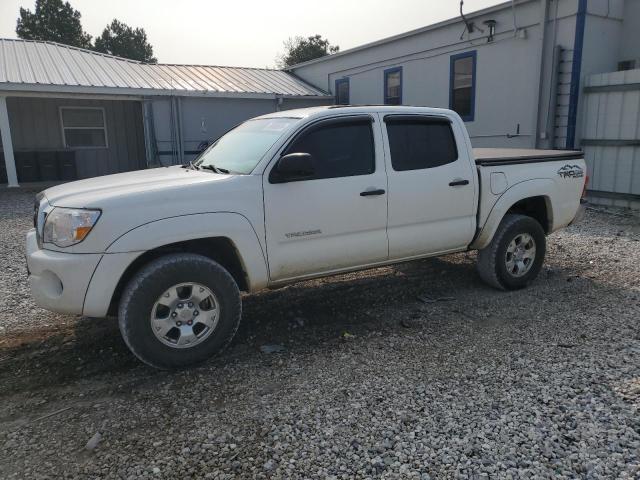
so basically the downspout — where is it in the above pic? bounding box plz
[175,96,185,164]
[0,96,18,187]
[142,98,158,168]
[532,0,550,148]
[566,0,587,150]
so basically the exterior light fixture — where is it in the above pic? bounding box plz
[484,19,497,42]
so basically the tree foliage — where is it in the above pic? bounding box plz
[94,20,156,63]
[15,0,156,63]
[16,0,92,49]
[277,35,339,68]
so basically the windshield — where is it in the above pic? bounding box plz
[196,117,299,174]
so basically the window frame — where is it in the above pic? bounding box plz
[449,51,477,122]
[383,114,459,172]
[384,66,403,105]
[59,106,109,149]
[269,114,376,184]
[335,78,350,105]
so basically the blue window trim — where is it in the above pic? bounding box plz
[566,0,586,150]
[335,78,350,105]
[449,50,477,122]
[384,66,403,105]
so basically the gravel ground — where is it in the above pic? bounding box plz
[0,186,639,479]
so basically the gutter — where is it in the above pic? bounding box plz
[0,84,332,101]
[566,0,587,150]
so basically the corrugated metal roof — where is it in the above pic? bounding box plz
[0,38,329,98]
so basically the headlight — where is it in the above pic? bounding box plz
[43,208,101,247]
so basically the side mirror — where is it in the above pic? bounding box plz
[271,152,315,183]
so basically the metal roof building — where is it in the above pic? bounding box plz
[0,39,331,185]
[0,39,327,98]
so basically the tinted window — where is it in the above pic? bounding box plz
[386,118,458,171]
[384,68,402,105]
[284,119,375,180]
[450,52,476,120]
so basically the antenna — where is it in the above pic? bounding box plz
[459,0,485,40]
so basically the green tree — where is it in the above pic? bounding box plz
[94,19,157,63]
[277,35,339,68]
[16,0,92,48]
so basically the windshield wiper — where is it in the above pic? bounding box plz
[200,164,230,174]
[182,161,199,170]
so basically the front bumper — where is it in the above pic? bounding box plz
[570,199,588,226]
[25,229,102,315]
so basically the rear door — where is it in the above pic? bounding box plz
[263,115,389,281]
[382,115,476,258]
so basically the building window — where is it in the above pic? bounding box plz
[60,107,108,148]
[335,78,350,105]
[449,51,477,121]
[384,67,402,105]
[618,60,636,71]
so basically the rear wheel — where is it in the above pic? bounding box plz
[477,214,546,290]
[118,253,241,369]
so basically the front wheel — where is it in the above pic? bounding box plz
[118,253,241,369]
[477,214,546,290]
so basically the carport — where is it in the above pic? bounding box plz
[0,38,332,186]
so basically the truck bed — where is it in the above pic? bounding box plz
[474,148,583,166]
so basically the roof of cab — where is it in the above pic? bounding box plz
[255,105,457,121]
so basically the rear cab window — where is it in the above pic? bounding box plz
[384,116,458,171]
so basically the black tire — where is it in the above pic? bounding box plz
[477,214,546,291]
[118,253,241,369]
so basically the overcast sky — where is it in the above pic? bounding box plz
[0,0,504,67]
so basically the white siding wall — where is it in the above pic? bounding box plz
[619,0,640,62]
[292,0,564,149]
[291,0,636,152]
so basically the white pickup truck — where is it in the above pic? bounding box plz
[26,106,587,368]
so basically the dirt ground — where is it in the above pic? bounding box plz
[0,187,639,479]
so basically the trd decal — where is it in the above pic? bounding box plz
[557,164,584,179]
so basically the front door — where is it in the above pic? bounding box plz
[382,114,477,258]
[263,115,388,281]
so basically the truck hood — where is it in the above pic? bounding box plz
[44,166,222,208]
[39,165,264,254]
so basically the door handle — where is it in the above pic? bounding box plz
[449,179,470,187]
[360,189,386,196]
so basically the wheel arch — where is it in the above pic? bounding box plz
[471,179,555,250]
[105,237,249,316]
[83,212,269,318]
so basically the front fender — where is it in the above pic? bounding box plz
[106,212,268,289]
[470,179,555,250]
[82,213,269,317]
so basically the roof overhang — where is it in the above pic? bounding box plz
[0,83,334,101]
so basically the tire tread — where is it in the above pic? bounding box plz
[477,214,543,291]
[118,253,241,369]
